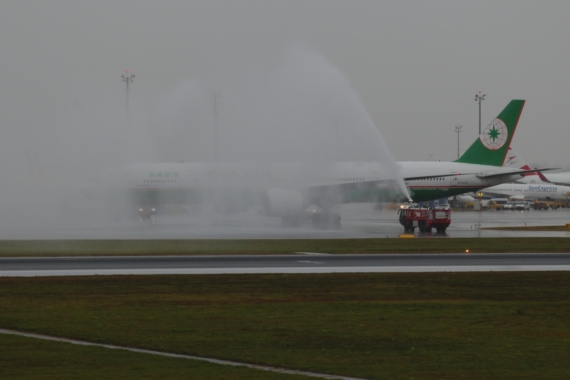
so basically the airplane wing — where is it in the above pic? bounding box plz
[475,168,558,179]
[405,168,557,181]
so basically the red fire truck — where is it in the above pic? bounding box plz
[398,205,451,233]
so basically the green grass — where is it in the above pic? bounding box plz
[0,333,313,380]
[1,272,570,379]
[0,237,569,257]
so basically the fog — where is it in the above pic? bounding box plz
[137,46,401,165]
[0,46,406,237]
[3,1,570,238]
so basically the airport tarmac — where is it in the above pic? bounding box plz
[1,203,569,239]
[2,253,570,277]
[2,205,569,276]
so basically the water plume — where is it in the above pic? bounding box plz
[142,45,409,198]
[0,45,410,238]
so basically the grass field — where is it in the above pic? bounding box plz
[0,333,315,380]
[0,237,569,256]
[1,272,570,379]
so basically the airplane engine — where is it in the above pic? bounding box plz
[451,195,475,204]
[261,189,304,217]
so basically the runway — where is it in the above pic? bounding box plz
[2,253,570,277]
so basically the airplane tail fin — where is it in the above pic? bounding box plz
[455,99,525,166]
[504,147,550,182]
[503,147,529,169]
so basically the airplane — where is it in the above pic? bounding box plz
[398,99,550,202]
[480,182,570,201]
[477,146,570,201]
[96,99,544,226]
[502,147,570,186]
[101,161,406,225]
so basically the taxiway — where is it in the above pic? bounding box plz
[1,204,569,240]
[2,253,570,277]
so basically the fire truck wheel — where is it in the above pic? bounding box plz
[418,221,426,232]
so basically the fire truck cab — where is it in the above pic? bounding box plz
[398,204,451,233]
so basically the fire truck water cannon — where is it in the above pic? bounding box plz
[398,205,451,233]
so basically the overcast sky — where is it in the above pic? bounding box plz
[2,1,570,176]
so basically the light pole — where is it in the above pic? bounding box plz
[455,124,463,158]
[475,91,486,135]
[122,70,135,125]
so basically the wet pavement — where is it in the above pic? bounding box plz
[1,203,568,239]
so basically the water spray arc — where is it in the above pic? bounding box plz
[212,91,221,162]
[100,48,415,229]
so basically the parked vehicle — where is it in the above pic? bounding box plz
[503,202,515,210]
[513,201,530,211]
[550,200,568,209]
[532,200,550,210]
[486,198,509,210]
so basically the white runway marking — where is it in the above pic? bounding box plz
[3,265,570,277]
[0,328,364,380]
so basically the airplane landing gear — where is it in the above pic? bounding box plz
[281,215,301,227]
[310,212,341,228]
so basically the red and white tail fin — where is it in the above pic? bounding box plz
[503,147,528,169]
[503,147,549,183]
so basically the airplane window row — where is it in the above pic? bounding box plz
[411,177,444,182]
[316,178,366,182]
[144,179,177,183]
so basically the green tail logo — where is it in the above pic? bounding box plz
[455,99,525,166]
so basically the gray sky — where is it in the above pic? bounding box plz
[2,0,570,177]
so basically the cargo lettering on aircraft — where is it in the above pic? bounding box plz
[528,185,557,193]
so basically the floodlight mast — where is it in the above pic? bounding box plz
[455,124,463,159]
[475,91,486,135]
[122,70,135,125]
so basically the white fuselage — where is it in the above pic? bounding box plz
[93,160,537,205]
[110,162,394,191]
[398,161,530,201]
[516,171,570,186]
[482,183,570,200]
